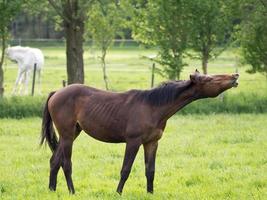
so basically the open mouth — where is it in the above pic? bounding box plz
[232,79,238,87]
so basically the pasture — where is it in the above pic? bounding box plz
[0,46,267,199]
[0,115,267,200]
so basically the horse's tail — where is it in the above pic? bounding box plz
[40,91,58,152]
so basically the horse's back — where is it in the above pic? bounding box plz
[29,48,44,68]
[49,84,129,108]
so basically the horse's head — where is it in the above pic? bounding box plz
[5,46,14,60]
[5,46,21,61]
[190,69,239,98]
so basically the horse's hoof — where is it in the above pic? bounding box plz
[116,190,122,195]
[69,190,75,195]
[49,186,56,191]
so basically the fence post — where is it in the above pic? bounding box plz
[62,80,66,87]
[151,63,155,88]
[31,63,37,96]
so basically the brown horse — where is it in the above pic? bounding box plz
[40,70,239,194]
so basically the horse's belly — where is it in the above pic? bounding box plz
[81,125,125,143]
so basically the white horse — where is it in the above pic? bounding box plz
[5,46,44,95]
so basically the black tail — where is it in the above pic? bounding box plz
[40,91,58,152]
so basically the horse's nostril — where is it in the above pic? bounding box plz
[232,73,239,79]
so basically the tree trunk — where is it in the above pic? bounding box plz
[64,18,84,84]
[0,34,6,97]
[202,51,209,74]
[101,48,109,90]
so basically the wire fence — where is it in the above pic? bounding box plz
[8,38,142,48]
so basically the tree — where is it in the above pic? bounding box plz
[0,0,22,97]
[189,0,232,74]
[46,0,94,84]
[132,0,191,80]
[237,0,267,77]
[87,0,128,90]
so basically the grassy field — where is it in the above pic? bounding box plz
[0,115,267,200]
[2,46,267,96]
[0,46,267,199]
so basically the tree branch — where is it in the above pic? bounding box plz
[48,0,71,23]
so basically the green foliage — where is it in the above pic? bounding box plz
[87,0,128,50]
[237,0,267,77]
[1,92,266,118]
[189,0,233,74]
[0,96,45,118]
[0,0,23,97]
[132,0,191,80]
[180,92,267,114]
[0,0,21,30]
[86,0,129,89]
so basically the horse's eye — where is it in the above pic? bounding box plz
[206,77,212,82]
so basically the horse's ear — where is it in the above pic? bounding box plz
[190,74,197,83]
[190,70,201,83]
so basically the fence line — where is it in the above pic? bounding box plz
[8,38,142,48]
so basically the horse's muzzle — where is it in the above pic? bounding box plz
[232,73,239,87]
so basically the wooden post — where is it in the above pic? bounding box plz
[151,63,155,88]
[31,63,37,96]
[62,80,66,87]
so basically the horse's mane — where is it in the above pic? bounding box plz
[9,46,30,52]
[135,80,192,106]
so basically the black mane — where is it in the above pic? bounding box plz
[136,80,192,106]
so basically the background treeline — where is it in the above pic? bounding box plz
[2,0,266,85]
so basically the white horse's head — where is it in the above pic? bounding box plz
[5,46,26,62]
[5,46,22,61]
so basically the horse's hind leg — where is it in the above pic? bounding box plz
[23,70,31,95]
[143,141,158,193]
[49,147,62,191]
[49,135,75,194]
[61,137,75,194]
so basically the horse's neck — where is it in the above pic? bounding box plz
[156,86,198,123]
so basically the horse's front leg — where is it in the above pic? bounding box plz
[116,139,141,194]
[143,141,158,193]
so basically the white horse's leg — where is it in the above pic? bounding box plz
[19,72,26,95]
[24,70,31,95]
[12,69,24,95]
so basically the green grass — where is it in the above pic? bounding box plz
[0,115,266,200]
[0,46,267,199]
